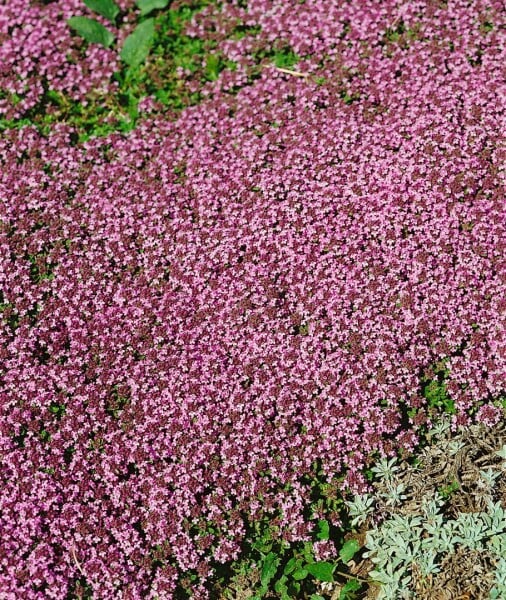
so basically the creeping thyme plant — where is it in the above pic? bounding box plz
[0,0,505,597]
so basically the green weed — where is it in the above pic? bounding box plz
[0,1,225,141]
[421,361,456,415]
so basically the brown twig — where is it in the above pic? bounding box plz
[334,568,370,584]
[71,546,86,578]
[273,66,310,78]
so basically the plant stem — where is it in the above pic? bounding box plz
[334,568,369,584]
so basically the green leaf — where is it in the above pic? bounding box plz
[260,552,279,588]
[288,581,301,595]
[339,579,362,599]
[205,53,220,81]
[273,47,300,68]
[67,16,114,47]
[316,519,330,541]
[135,0,169,16]
[311,596,325,600]
[84,0,120,22]
[49,402,66,419]
[120,18,155,67]
[283,557,298,575]
[39,429,51,443]
[306,561,335,582]
[273,575,288,594]
[254,541,273,553]
[302,541,314,562]
[252,529,274,553]
[339,539,360,563]
[291,568,308,580]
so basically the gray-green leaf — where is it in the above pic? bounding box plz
[120,18,155,67]
[306,561,334,582]
[135,0,169,17]
[68,16,114,47]
[84,0,120,22]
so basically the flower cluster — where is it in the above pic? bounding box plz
[0,0,505,597]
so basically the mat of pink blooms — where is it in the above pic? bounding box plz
[0,0,505,597]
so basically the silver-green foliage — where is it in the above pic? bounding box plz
[490,558,506,599]
[344,493,375,528]
[365,493,506,599]
[349,431,506,600]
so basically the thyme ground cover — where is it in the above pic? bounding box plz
[0,0,505,598]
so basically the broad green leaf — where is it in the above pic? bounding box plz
[311,596,325,600]
[283,557,298,575]
[273,575,288,594]
[120,18,155,67]
[135,0,169,16]
[339,539,360,563]
[84,0,120,22]
[339,578,362,599]
[316,519,330,541]
[260,552,279,588]
[291,568,308,580]
[302,541,314,562]
[67,16,114,47]
[306,561,335,582]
